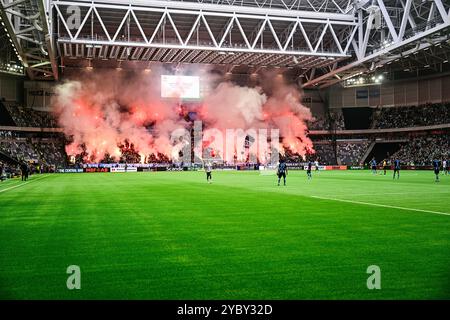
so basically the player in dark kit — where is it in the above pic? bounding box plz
[370,157,377,175]
[432,159,440,182]
[393,159,400,179]
[20,162,28,181]
[306,161,312,180]
[277,160,288,186]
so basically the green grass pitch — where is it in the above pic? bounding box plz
[0,170,449,299]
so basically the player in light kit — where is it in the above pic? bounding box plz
[204,161,213,183]
[393,159,400,180]
[314,159,319,173]
[382,159,387,175]
[433,159,440,182]
[277,160,288,186]
[443,159,448,176]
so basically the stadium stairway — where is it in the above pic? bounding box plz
[360,140,376,164]
[0,150,20,166]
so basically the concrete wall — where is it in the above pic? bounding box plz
[303,89,326,116]
[24,81,56,111]
[328,74,450,109]
[0,72,24,103]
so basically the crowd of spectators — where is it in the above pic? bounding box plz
[34,140,66,166]
[307,110,346,131]
[2,101,448,170]
[301,140,369,165]
[304,142,336,164]
[330,110,345,130]
[0,160,18,180]
[4,103,58,128]
[391,135,450,166]
[307,115,329,130]
[374,103,450,129]
[0,140,39,162]
[337,141,369,165]
[0,131,66,167]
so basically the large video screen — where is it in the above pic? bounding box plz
[161,75,200,99]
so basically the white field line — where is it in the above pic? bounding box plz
[310,195,450,217]
[0,175,48,194]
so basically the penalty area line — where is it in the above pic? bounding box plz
[0,175,49,194]
[309,195,450,217]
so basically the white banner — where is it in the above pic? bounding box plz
[110,167,138,173]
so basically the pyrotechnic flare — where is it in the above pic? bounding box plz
[52,68,314,163]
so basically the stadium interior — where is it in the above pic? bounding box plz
[0,0,449,301]
[1,0,449,176]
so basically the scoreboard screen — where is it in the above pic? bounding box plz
[161,75,200,99]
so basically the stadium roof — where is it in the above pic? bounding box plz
[0,0,449,87]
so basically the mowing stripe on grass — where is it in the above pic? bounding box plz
[340,191,450,197]
[0,175,48,194]
[310,195,450,217]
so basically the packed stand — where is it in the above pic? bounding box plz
[0,160,18,181]
[391,135,450,166]
[307,114,329,130]
[0,131,66,167]
[4,103,58,128]
[307,110,346,131]
[329,110,345,130]
[374,103,450,129]
[305,142,336,165]
[337,141,369,165]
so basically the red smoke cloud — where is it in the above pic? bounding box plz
[52,67,314,163]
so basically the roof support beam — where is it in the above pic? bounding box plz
[376,0,398,42]
[303,20,450,88]
[57,0,356,21]
[398,0,412,41]
[53,1,357,58]
[433,0,450,24]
